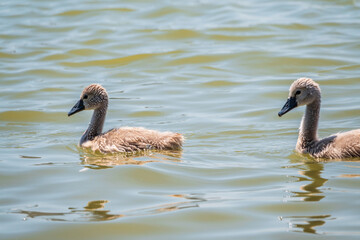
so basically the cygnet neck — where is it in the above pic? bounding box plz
[80,102,108,145]
[297,98,321,150]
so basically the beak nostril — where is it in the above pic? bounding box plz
[278,97,297,117]
[68,99,85,116]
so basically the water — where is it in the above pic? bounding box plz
[1,0,360,239]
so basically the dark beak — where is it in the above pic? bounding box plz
[68,99,85,116]
[278,97,297,117]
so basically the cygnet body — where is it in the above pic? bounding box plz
[68,84,184,153]
[278,78,360,159]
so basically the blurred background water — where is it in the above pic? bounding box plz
[1,0,360,239]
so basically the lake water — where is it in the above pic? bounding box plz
[1,0,360,239]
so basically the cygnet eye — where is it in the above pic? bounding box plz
[295,90,301,95]
[83,94,88,99]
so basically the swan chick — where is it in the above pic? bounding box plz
[278,78,360,159]
[68,84,184,153]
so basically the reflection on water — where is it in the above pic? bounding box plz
[292,160,327,202]
[339,174,360,178]
[13,200,123,222]
[281,215,332,234]
[79,148,182,169]
[282,155,330,234]
[125,194,200,217]
[282,157,360,234]
[13,193,200,222]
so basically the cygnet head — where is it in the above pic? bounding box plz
[68,84,108,116]
[278,78,321,117]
